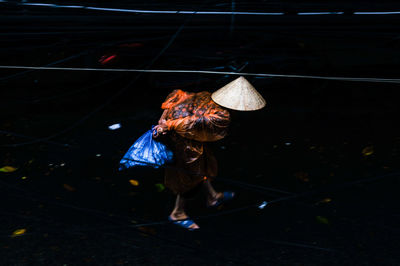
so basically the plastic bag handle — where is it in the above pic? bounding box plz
[152,126,158,137]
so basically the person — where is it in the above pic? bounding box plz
[154,76,266,231]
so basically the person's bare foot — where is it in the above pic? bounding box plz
[207,192,224,207]
[169,212,200,230]
[207,192,235,207]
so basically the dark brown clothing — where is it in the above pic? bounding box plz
[161,89,230,194]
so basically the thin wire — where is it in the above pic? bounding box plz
[2,73,122,105]
[0,151,243,262]
[0,74,126,147]
[119,157,292,197]
[217,177,293,195]
[0,122,394,200]
[195,171,400,220]
[0,34,170,85]
[1,161,398,240]
[1,65,400,84]
[0,130,71,147]
[0,179,146,225]
[119,158,400,213]
[0,35,169,50]
[0,207,173,260]
[269,171,400,204]
[0,52,87,82]
[4,1,400,16]
[6,169,396,230]
[0,4,198,147]
[207,227,337,253]
[0,35,175,106]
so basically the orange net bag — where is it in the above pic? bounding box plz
[161,90,230,142]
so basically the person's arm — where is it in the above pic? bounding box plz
[159,109,168,123]
[154,90,186,138]
[153,110,169,138]
[161,112,229,142]
[154,113,196,139]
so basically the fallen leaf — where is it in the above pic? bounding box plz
[63,184,76,192]
[0,166,17,173]
[316,198,332,205]
[83,258,93,263]
[118,42,143,48]
[155,183,165,192]
[362,146,374,156]
[294,171,309,182]
[321,198,332,203]
[138,226,156,235]
[316,216,329,225]
[129,179,139,186]
[21,176,28,180]
[11,228,26,237]
[115,259,125,265]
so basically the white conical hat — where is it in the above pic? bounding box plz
[211,76,266,111]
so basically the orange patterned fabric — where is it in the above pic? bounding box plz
[161,89,230,142]
[160,89,231,194]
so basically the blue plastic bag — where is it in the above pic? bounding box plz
[119,126,174,170]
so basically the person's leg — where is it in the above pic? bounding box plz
[169,194,199,229]
[203,178,224,206]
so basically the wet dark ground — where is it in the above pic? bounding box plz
[1,116,400,265]
[1,2,400,265]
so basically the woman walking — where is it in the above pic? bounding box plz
[154,76,266,231]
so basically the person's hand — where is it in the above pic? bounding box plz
[153,119,168,138]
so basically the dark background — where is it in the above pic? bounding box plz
[1,1,400,265]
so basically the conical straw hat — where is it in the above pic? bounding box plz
[211,76,266,111]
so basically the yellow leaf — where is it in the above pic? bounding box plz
[0,166,17,173]
[11,228,26,237]
[321,198,332,203]
[21,176,28,180]
[155,183,165,192]
[294,171,309,182]
[316,216,329,225]
[129,179,139,186]
[63,184,76,192]
[362,146,374,156]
